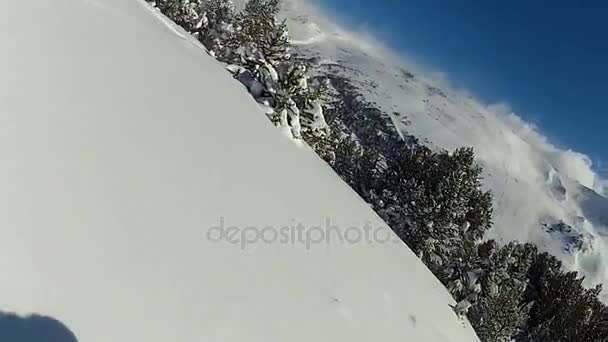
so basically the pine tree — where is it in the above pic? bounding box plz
[201,0,329,141]
[193,0,236,59]
[464,242,534,342]
[270,63,307,138]
[154,0,203,32]
[517,252,608,341]
[379,146,493,267]
[228,0,290,66]
[469,282,528,342]
[299,77,330,139]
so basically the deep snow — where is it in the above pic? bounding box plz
[278,0,608,297]
[0,0,479,341]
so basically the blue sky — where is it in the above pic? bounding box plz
[318,0,607,174]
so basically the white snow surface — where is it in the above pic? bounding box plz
[0,0,479,341]
[278,0,608,296]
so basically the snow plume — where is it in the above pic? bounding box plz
[280,0,421,68]
[600,181,608,198]
[492,103,606,194]
[551,150,598,190]
[595,164,608,197]
[283,0,608,198]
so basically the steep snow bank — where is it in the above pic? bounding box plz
[0,0,478,341]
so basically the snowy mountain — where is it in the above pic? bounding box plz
[0,0,479,341]
[279,0,608,295]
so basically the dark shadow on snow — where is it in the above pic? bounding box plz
[0,311,78,342]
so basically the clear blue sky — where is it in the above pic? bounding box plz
[318,0,608,173]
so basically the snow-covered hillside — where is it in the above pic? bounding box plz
[0,0,479,341]
[279,0,608,295]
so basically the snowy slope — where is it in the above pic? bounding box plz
[279,0,608,295]
[0,0,479,341]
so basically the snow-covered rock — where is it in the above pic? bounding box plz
[0,0,479,341]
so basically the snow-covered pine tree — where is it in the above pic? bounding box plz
[273,96,302,139]
[270,63,308,139]
[469,283,528,342]
[228,0,290,66]
[380,146,493,266]
[151,0,328,141]
[298,77,330,138]
[517,251,608,342]
[222,0,289,122]
[329,135,380,195]
[193,0,236,59]
[465,242,532,342]
[306,116,346,164]
[200,0,328,141]
[153,0,203,32]
[271,65,330,140]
